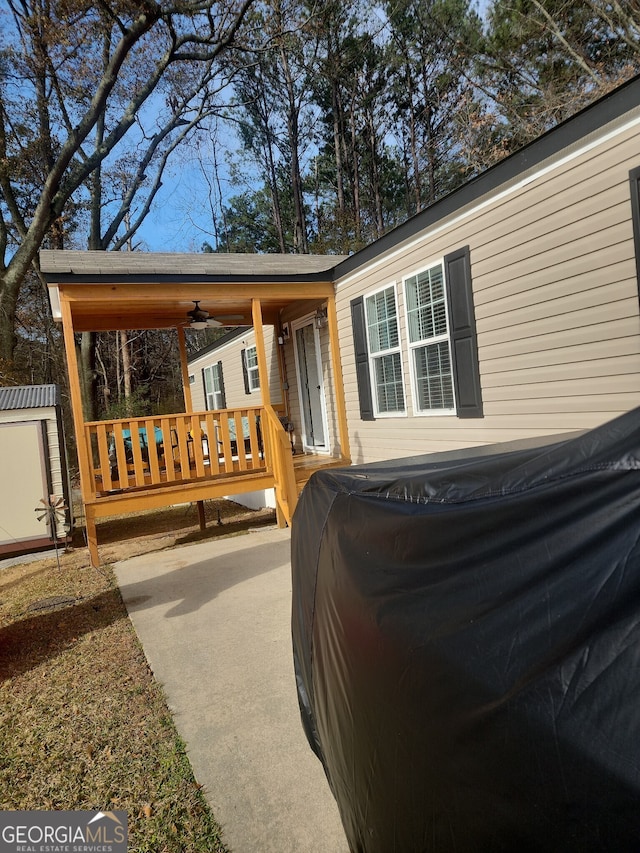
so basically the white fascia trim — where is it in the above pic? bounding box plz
[337,112,640,291]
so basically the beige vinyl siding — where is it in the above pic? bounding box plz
[190,369,206,411]
[336,111,640,463]
[318,322,339,454]
[188,327,283,412]
[220,339,252,409]
[482,337,640,379]
[263,328,284,406]
[282,336,302,452]
[277,315,300,452]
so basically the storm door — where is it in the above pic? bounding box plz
[293,319,329,452]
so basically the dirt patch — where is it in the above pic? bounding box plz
[66,497,277,566]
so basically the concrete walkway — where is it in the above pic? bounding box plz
[113,526,348,853]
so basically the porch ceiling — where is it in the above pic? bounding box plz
[40,250,346,333]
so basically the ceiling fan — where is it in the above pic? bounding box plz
[186,301,245,329]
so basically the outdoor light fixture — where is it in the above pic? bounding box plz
[314,306,328,329]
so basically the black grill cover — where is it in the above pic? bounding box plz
[291,410,640,852]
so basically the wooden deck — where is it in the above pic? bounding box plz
[78,405,349,565]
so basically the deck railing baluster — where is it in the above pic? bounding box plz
[86,407,269,494]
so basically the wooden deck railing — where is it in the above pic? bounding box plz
[84,406,266,497]
[262,404,298,524]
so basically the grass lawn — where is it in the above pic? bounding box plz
[0,501,275,852]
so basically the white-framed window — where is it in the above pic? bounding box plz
[364,284,406,416]
[244,345,260,392]
[404,262,456,414]
[203,363,225,409]
[351,246,482,422]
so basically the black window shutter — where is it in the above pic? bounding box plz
[629,166,640,299]
[350,296,375,421]
[444,246,483,418]
[241,349,250,395]
[217,361,227,409]
[201,369,209,409]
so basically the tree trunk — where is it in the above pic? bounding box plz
[121,330,132,399]
[290,122,308,253]
[332,77,345,214]
[407,78,422,213]
[366,107,384,238]
[0,282,18,366]
[264,126,287,252]
[349,104,361,244]
[425,105,436,205]
[79,331,97,422]
[280,43,308,253]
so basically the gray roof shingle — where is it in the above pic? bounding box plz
[39,250,349,278]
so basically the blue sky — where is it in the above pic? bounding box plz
[133,0,492,254]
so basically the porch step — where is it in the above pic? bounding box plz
[295,470,314,493]
[293,456,349,493]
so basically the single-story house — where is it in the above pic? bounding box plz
[41,73,640,564]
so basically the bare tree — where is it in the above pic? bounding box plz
[477,0,640,149]
[222,0,323,253]
[0,0,256,367]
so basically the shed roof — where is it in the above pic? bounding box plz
[0,384,60,411]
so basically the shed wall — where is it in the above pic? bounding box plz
[0,406,68,545]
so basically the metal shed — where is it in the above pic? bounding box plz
[0,384,73,556]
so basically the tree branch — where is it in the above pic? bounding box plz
[529,0,603,88]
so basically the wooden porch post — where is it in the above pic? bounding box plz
[251,299,271,406]
[59,296,100,566]
[177,325,193,413]
[326,292,351,463]
[177,325,207,527]
[253,298,288,525]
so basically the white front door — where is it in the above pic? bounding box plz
[293,319,329,453]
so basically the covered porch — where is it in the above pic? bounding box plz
[41,251,351,566]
